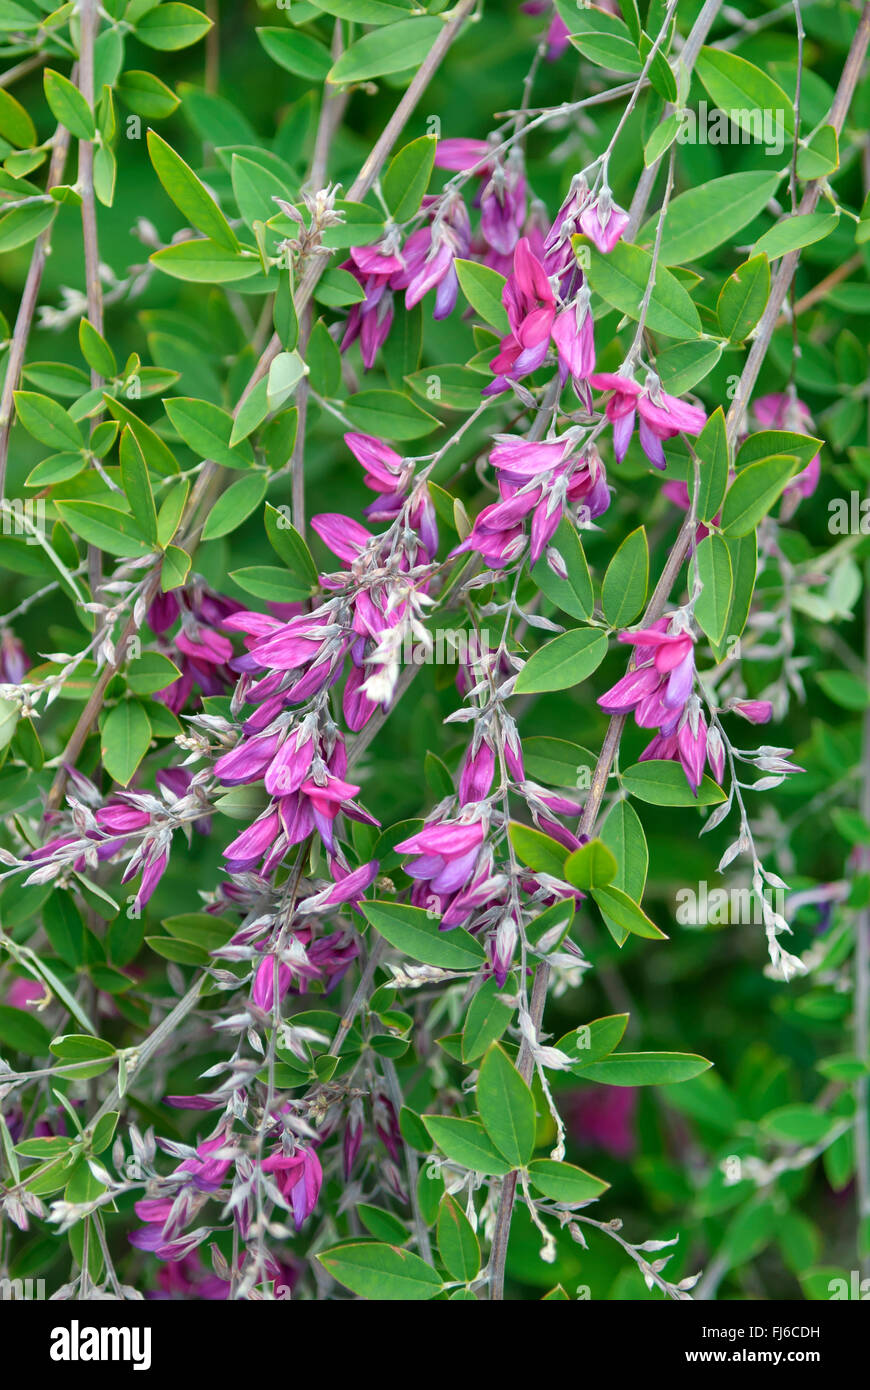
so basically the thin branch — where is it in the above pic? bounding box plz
[233,0,479,413]
[487,0,870,1300]
[291,21,349,538]
[856,566,870,1280]
[0,127,72,496]
[78,0,105,605]
[626,0,724,237]
[728,0,870,440]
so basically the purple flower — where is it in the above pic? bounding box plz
[397,816,487,917]
[261,1145,322,1230]
[486,237,557,393]
[453,433,609,571]
[341,240,403,369]
[459,741,496,805]
[0,628,28,683]
[392,194,471,319]
[590,372,707,469]
[729,699,774,725]
[479,155,527,259]
[578,192,630,253]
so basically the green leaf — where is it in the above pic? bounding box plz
[119,429,158,544]
[602,526,648,626]
[692,534,733,645]
[147,935,208,965]
[437,1194,480,1281]
[720,455,798,537]
[161,544,191,591]
[0,697,19,752]
[530,518,594,620]
[406,363,489,413]
[357,1204,409,1244]
[150,239,260,283]
[477,1044,536,1167]
[817,670,870,710]
[257,27,333,81]
[12,391,83,451]
[527,1159,609,1204]
[564,839,618,892]
[508,822,570,879]
[586,241,702,339]
[101,701,152,787]
[267,350,307,412]
[41,892,87,967]
[0,203,56,255]
[318,199,385,250]
[514,627,607,695]
[202,472,267,541]
[558,2,642,72]
[231,154,291,232]
[423,1115,512,1175]
[526,898,573,951]
[136,4,212,51]
[164,397,255,469]
[230,376,271,444]
[695,48,795,144]
[655,339,723,397]
[591,884,666,941]
[737,429,821,471]
[621,761,727,806]
[454,259,510,334]
[641,172,782,265]
[383,135,436,223]
[50,1034,116,1061]
[312,268,364,309]
[462,978,514,1062]
[343,389,439,440]
[318,1242,441,1300]
[116,70,180,119]
[0,87,36,146]
[713,533,756,656]
[104,396,179,476]
[0,1003,51,1055]
[796,125,839,180]
[717,254,770,343]
[261,410,299,472]
[300,321,341,399]
[229,566,310,603]
[55,502,153,558]
[162,912,236,952]
[690,406,729,522]
[578,1051,712,1086]
[147,130,238,251]
[754,212,839,262]
[264,503,318,586]
[361,900,485,970]
[522,737,596,788]
[314,0,416,19]
[600,800,647,901]
[760,1105,834,1145]
[644,111,681,167]
[126,652,182,695]
[44,69,95,141]
[328,17,444,84]
[89,1110,119,1154]
[557,1013,629,1068]
[78,318,117,379]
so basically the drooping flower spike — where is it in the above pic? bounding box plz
[452,433,609,571]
